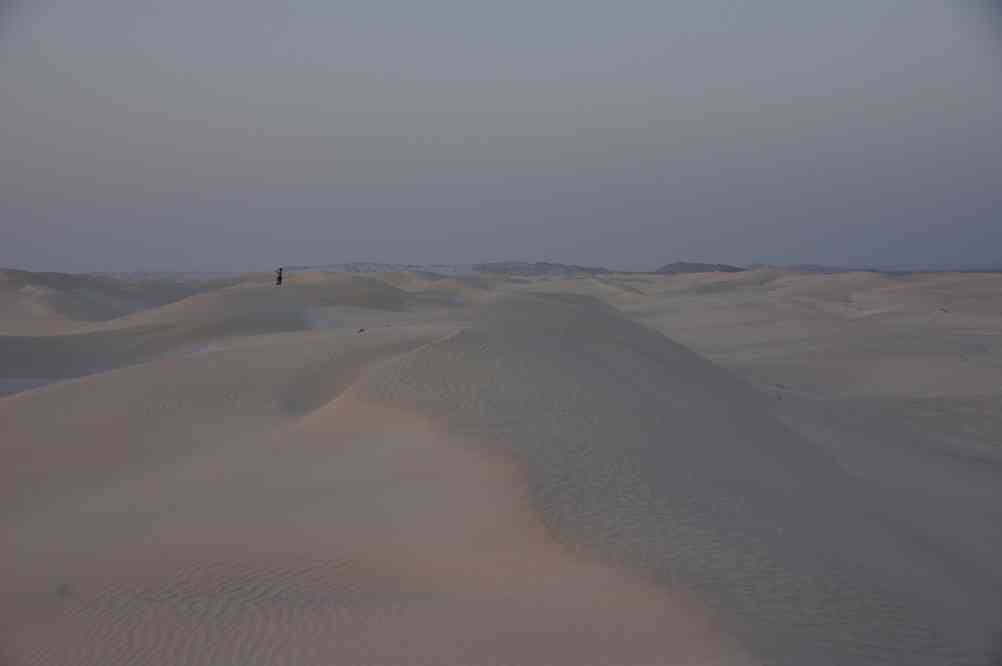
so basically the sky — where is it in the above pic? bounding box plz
[1,1,1001,272]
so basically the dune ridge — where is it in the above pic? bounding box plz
[348,292,1002,664]
[1,308,747,665]
[2,268,1001,665]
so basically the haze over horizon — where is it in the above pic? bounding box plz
[2,1,1001,273]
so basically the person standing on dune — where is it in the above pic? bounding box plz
[275,267,283,286]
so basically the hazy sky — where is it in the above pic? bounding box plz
[2,1,1001,272]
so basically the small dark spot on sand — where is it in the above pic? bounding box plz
[56,583,75,600]
[358,328,366,333]
[775,383,786,389]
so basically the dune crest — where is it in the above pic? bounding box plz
[2,325,747,665]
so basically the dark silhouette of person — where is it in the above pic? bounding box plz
[275,267,283,286]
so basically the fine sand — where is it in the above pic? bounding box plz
[2,268,1001,665]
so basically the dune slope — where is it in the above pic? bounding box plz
[2,274,1000,665]
[0,308,746,665]
[351,293,1002,665]
[0,276,424,397]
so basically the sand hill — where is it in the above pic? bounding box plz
[657,261,746,274]
[0,269,238,335]
[2,268,1001,665]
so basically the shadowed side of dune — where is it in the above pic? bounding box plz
[0,277,420,393]
[0,270,239,333]
[348,293,1002,665]
[0,318,747,666]
[0,302,311,389]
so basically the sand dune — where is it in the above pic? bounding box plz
[0,275,439,397]
[0,269,237,336]
[621,269,1002,443]
[348,292,1002,664]
[2,269,1001,664]
[1,305,744,665]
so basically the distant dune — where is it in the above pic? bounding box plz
[0,269,239,335]
[473,261,611,276]
[657,261,746,274]
[2,267,1001,665]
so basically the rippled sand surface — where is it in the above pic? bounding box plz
[2,268,1001,664]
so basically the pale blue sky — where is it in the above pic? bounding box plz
[2,1,1000,271]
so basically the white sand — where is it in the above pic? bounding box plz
[2,267,1001,665]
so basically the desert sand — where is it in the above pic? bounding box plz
[2,267,1001,665]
